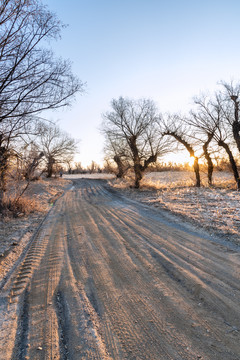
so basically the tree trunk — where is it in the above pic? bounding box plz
[113,155,124,178]
[231,96,240,153]
[206,153,214,186]
[128,135,142,188]
[163,131,201,187]
[128,136,158,188]
[143,154,157,171]
[46,155,55,178]
[233,120,240,153]
[25,151,44,180]
[203,134,214,186]
[134,163,142,189]
[193,157,201,187]
[0,145,9,210]
[218,140,240,190]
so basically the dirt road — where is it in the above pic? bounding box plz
[0,179,240,359]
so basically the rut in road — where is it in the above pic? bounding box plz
[0,178,240,360]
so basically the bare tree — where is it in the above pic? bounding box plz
[22,145,44,181]
[73,162,84,174]
[186,97,216,185]
[160,114,201,187]
[103,131,131,178]
[102,97,168,188]
[0,133,8,197]
[0,0,84,208]
[37,123,78,178]
[0,0,83,123]
[0,119,36,204]
[191,94,240,189]
[217,81,240,153]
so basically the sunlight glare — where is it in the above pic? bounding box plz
[189,156,195,167]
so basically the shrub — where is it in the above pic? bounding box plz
[1,195,42,217]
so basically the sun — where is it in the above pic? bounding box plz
[188,156,195,167]
[163,152,195,167]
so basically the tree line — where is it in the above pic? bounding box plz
[101,81,240,189]
[0,0,83,211]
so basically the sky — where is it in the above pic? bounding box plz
[43,0,240,167]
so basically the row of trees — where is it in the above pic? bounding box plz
[21,122,78,179]
[101,81,240,189]
[0,0,83,210]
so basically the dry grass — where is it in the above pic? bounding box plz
[112,170,234,190]
[141,170,236,190]
[111,174,136,189]
[0,177,71,259]
[1,177,71,218]
[1,194,43,217]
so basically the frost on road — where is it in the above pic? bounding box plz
[0,179,240,359]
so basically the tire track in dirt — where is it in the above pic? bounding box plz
[63,184,204,357]
[94,197,240,356]
[14,201,66,359]
[0,205,63,360]
[68,181,239,358]
[74,209,206,359]
[96,200,240,305]
[63,186,172,359]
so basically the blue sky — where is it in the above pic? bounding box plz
[44,0,240,166]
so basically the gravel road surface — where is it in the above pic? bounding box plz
[0,179,240,359]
